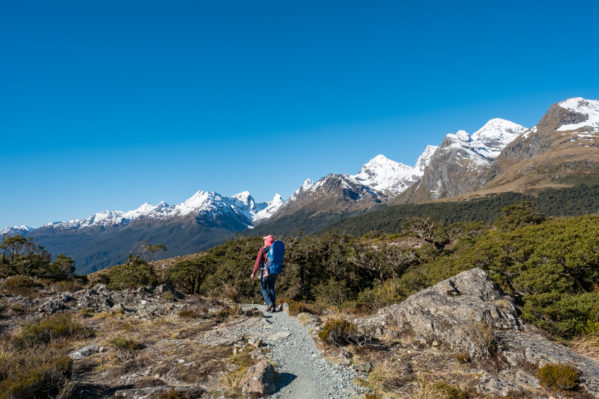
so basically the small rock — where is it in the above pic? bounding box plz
[69,345,101,360]
[241,360,276,398]
[269,332,291,341]
[111,303,128,313]
[247,337,264,347]
[352,362,372,373]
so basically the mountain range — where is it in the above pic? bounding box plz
[3,97,598,274]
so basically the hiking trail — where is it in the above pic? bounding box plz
[240,304,367,399]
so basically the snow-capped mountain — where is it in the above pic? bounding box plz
[556,97,599,132]
[40,190,284,231]
[485,97,599,192]
[264,173,388,226]
[253,194,285,223]
[1,225,33,236]
[404,118,527,201]
[350,146,438,195]
[440,119,527,167]
[351,154,420,194]
[3,190,284,274]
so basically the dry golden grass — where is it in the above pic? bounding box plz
[412,378,470,399]
[571,332,599,362]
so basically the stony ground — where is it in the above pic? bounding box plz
[2,271,599,398]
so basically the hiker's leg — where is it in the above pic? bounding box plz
[267,274,277,307]
[259,274,271,306]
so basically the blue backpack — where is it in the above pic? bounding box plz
[265,240,285,275]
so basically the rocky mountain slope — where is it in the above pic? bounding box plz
[482,97,599,193]
[257,146,438,232]
[401,118,527,202]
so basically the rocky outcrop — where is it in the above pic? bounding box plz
[355,268,599,397]
[357,268,522,356]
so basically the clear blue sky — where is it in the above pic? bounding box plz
[1,0,598,228]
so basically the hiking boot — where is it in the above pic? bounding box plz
[266,305,274,312]
[276,304,283,312]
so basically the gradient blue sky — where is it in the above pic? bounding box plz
[2,0,599,228]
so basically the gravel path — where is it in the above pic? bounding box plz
[241,305,367,399]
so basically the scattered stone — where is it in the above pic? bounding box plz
[39,300,66,314]
[268,331,291,342]
[352,362,372,373]
[241,359,277,398]
[247,337,264,347]
[111,303,128,313]
[69,345,103,360]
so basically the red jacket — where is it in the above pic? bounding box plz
[252,246,269,276]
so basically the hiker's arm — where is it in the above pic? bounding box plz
[250,247,264,278]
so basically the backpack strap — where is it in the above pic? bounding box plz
[262,246,271,268]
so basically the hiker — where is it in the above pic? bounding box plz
[250,235,284,312]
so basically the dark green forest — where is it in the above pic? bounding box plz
[251,183,599,237]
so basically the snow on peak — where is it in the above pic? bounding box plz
[472,118,527,150]
[38,188,285,231]
[232,191,252,205]
[557,97,599,132]
[288,178,314,201]
[455,130,471,142]
[415,145,438,172]
[351,154,418,194]
[443,118,526,163]
[175,190,222,216]
[1,225,33,235]
[253,193,285,223]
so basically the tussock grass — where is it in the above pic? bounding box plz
[318,319,359,346]
[286,300,323,316]
[13,313,93,348]
[571,332,599,362]
[109,337,144,350]
[0,346,73,399]
[413,379,470,399]
[0,275,45,297]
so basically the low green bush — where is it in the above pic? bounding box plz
[105,261,160,290]
[536,363,579,391]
